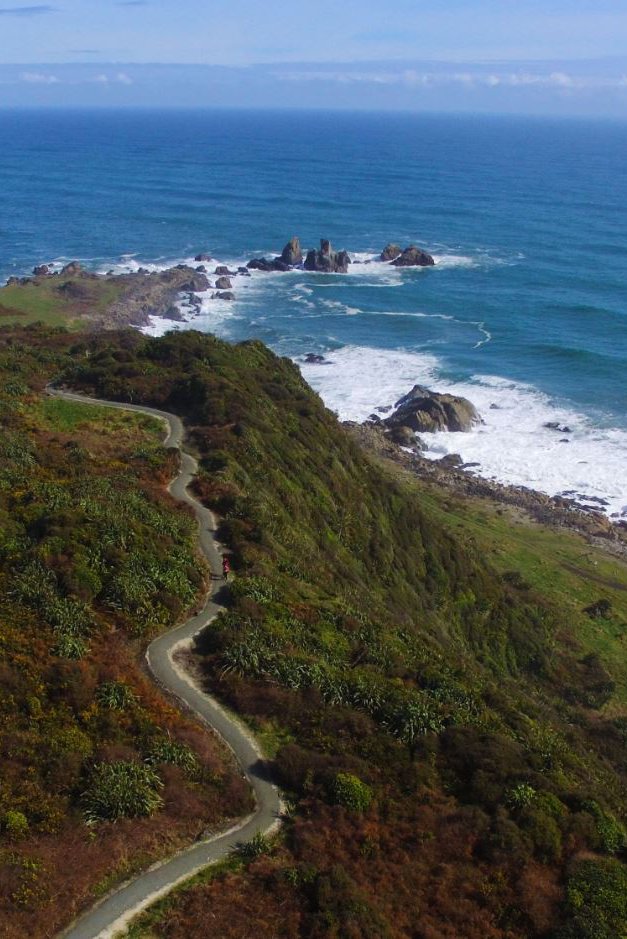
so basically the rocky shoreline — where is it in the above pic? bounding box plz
[5,244,625,542]
[346,417,627,555]
[3,236,435,329]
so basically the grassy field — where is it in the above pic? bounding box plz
[412,484,627,707]
[0,276,126,328]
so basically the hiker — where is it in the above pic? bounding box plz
[222,555,231,579]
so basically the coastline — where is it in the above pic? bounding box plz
[3,248,627,528]
[347,420,627,557]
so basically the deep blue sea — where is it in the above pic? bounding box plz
[1,109,626,514]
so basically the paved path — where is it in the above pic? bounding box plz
[48,388,282,939]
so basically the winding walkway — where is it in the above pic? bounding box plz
[48,388,283,939]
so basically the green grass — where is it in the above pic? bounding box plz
[0,277,126,329]
[32,397,165,439]
[413,486,627,706]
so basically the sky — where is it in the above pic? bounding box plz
[0,0,626,115]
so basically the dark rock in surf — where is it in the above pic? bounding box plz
[195,253,212,262]
[387,425,423,448]
[304,239,351,274]
[438,453,464,469]
[33,264,50,277]
[247,257,276,272]
[215,265,237,276]
[380,243,402,262]
[212,290,235,300]
[391,245,435,268]
[304,353,327,364]
[384,385,481,434]
[215,276,232,290]
[280,236,303,266]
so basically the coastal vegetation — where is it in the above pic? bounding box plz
[57,327,627,939]
[0,328,250,938]
[0,323,626,936]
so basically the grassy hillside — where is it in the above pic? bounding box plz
[56,327,627,939]
[0,276,127,329]
[0,329,250,938]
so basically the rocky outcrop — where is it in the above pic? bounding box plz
[212,290,235,301]
[280,236,303,266]
[304,240,351,274]
[104,266,210,328]
[195,253,212,262]
[387,425,424,449]
[215,266,237,276]
[304,353,328,364]
[60,261,83,276]
[215,276,232,290]
[384,385,481,434]
[247,257,281,273]
[33,264,51,277]
[391,246,435,268]
[380,244,402,262]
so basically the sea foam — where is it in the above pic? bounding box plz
[300,345,627,519]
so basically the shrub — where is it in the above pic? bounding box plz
[82,761,164,824]
[3,810,29,841]
[237,831,270,858]
[506,782,537,810]
[146,737,200,778]
[583,598,612,620]
[583,800,627,855]
[332,773,373,812]
[96,680,137,711]
[558,858,627,939]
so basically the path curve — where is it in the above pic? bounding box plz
[47,387,282,939]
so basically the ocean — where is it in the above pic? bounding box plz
[1,109,626,516]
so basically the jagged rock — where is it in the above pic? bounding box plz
[384,385,481,434]
[279,236,303,266]
[163,305,184,321]
[380,244,402,262]
[368,413,382,424]
[391,245,435,268]
[438,453,464,469]
[237,267,251,277]
[215,276,232,290]
[304,239,351,274]
[196,265,207,273]
[5,276,21,286]
[195,253,212,262]
[60,261,83,276]
[247,257,276,272]
[33,264,50,277]
[304,353,327,364]
[387,425,422,448]
[212,291,235,300]
[215,265,236,276]
[544,422,572,434]
[103,265,209,328]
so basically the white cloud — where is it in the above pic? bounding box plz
[19,70,59,84]
[88,72,133,85]
[273,65,627,94]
